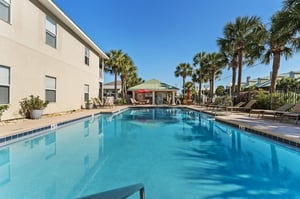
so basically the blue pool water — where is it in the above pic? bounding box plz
[1,108,300,198]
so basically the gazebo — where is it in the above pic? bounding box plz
[128,79,179,105]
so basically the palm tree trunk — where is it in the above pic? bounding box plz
[124,79,127,98]
[270,52,281,93]
[120,75,125,98]
[232,66,237,95]
[198,81,202,103]
[114,72,118,99]
[210,73,214,99]
[237,50,243,101]
[183,77,186,97]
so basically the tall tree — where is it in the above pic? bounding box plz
[225,16,266,100]
[193,52,207,103]
[174,63,193,97]
[126,71,144,89]
[192,52,208,103]
[119,54,136,98]
[201,52,226,99]
[104,49,125,99]
[282,0,300,33]
[262,10,295,93]
[217,28,238,96]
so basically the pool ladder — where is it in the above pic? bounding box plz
[78,183,145,199]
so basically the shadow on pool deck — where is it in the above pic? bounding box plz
[0,105,300,148]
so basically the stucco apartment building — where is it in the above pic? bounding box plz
[0,0,108,120]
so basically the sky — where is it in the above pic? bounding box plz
[53,0,300,90]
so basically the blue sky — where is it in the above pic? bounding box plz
[53,0,300,90]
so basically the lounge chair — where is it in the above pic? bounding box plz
[207,101,224,110]
[130,98,136,105]
[104,97,114,108]
[226,101,246,112]
[130,98,144,105]
[228,100,256,116]
[281,100,300,124]
[92,97,103,108]
[239,100,256,114]
[249,103,294,119]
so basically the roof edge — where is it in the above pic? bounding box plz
[38,0,108,59]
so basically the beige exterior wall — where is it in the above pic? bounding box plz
[0,0,106,120]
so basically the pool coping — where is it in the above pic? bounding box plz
[1,105,300,149]
[0,107,128,147]
[215,117,300,148]
[186,105,300,149]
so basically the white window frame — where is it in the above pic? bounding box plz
[46,16,57,48]
[0,0,11,23]
[45,76,56,102]
[85,47,90,65]
[84,84,89,102]
[0,65,10,104]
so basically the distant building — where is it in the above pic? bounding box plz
[128,79,179,105]
[0,0,108,120]
[103,81,122,96]
[243,70,300,90]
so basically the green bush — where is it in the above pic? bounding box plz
[254,91,270,109]
[254,90,297,109]
[20,95,49,118]
[0,105,9,121]
[115,98,127,105]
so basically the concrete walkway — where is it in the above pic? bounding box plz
[0,105,300,148]
[189,105,300,147]
[0,106,127,138]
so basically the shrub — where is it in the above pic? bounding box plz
[20,95,49,118]
[115,98,127,105]
[254,91,270,109]
[0,105,9,121]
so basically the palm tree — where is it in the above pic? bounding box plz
[126,71,144,89]
[174,63,193,97]
[217,29,238,96]
[282,0,300,33]
[193,52,207,103]
[201,52,226,100]
[119,54,136,98]
[262,10,295,93]
[104,49,125,99]
[224,16,266,100]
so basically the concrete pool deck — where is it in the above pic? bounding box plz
[0,105,300,148]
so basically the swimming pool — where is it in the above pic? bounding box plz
[1,107,300,198]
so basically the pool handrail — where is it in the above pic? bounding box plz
[77,183,145,199]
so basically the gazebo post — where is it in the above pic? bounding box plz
[152,91,155,105]
[133,91,135,100]
[172,91,175,105]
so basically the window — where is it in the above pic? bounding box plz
[45,76,56,102]
[46,16,57,48]
[84,84,89,101]
[85,47,89,65]
[0,0,10,23]
[0,66,10,104]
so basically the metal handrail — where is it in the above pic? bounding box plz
[77,183,145,199]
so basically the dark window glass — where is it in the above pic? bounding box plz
[0,0,10,23]
[0,86,9,104]
[45,90,56,102]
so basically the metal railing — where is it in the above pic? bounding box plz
[77,183,145,199]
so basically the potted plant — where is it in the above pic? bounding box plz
[0,105,9,121]
[20,95,49,119]
[85,99,93,109]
